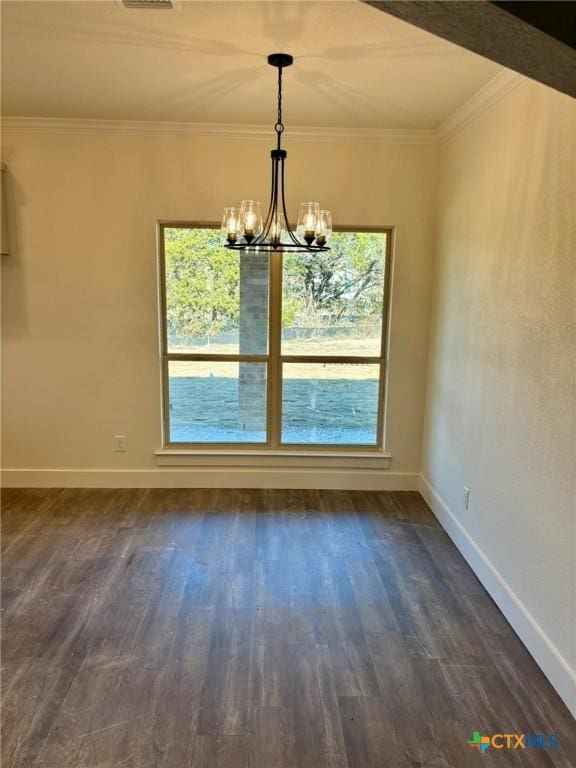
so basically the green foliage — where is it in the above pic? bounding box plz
[165,227,239,338]
[283,232,387,326]
[281,296,301,327]
[164,228,387,338]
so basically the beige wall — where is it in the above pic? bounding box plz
[1,130,438,473]
[422,80,576,698]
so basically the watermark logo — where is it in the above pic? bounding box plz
[468,731,559,754]
[468,732,491,753]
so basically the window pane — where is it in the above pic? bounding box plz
[164,227,268,355]
[281,363,380,445]
[282,232,387,357]
[168,361,267,443]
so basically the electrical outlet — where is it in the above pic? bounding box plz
[463,486,470,510]
[114,435,127,452]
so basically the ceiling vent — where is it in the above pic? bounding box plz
[121,0,175,9]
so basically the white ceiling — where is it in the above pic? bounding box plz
[1,0,502,129]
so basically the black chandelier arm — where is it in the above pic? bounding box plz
[272,149,279,230]
[267,151,281,241]
[280,153,303,246]
[256,151,279,244]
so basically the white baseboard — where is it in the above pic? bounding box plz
[1,468,419,492]
[419,474,576,719]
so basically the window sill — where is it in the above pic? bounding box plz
[155,448,392,470]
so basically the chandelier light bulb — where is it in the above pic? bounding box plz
[315,210,332,247]
[240,200,263,243]
[221,206,242,245]
[270,212,286,245]
[298,202,320,245]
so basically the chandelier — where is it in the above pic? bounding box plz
[222,53,331,253]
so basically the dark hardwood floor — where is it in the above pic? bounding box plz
[2,488,575,767]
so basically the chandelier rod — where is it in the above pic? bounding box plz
[276,64,284,151]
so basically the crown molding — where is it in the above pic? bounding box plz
[1,117,438,144]
[437,69,524,142]
[1,71,525,145]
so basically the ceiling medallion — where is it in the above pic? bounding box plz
[222,53,331,253]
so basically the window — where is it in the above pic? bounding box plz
[159,224,391,450]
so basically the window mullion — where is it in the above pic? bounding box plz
[279,355,384,365]
[165,353,269,363]
[267,250,283,448]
